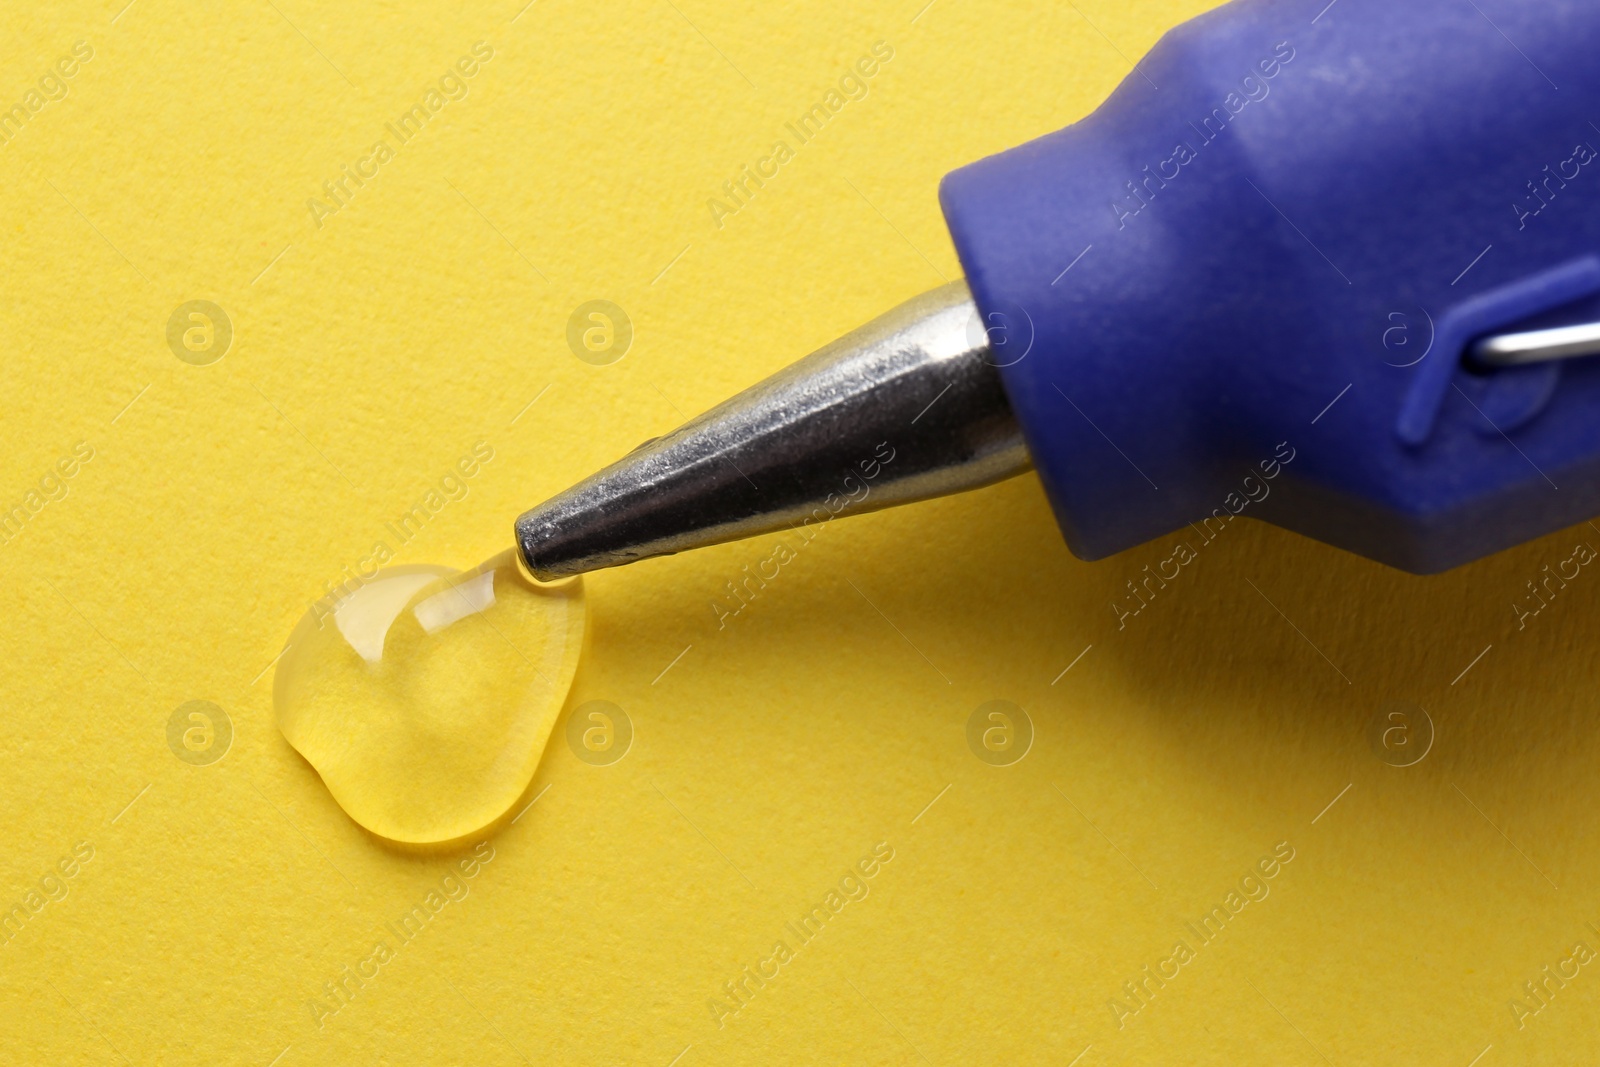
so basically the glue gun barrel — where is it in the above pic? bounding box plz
[514,281,1031,581]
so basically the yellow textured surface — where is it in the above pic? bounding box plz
[3,1,1599,1064]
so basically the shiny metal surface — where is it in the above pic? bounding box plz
[1473,320,1600,366]
[515,281,1030,579]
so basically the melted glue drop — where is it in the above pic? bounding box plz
[273,549,585,844]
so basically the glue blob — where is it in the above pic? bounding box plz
[273,550,585,844]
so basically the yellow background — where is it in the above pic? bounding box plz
[3,0,1599,1063]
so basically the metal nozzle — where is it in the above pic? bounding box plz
[515,280,1030,580]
